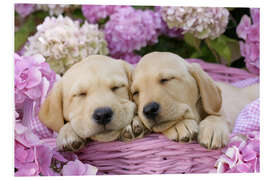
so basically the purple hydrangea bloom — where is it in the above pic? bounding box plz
[111,53,141,65]
[15,53,58,138]
[15,4,36,18]
[15,122,97,176]
[104,7,162,56]
[14,53,98,176]
[161,7,229,39]
[15,122,41,176]
[216,131,260,173]
[62,159,98,176]
[236,8,260,75]
[82,5,128,23]
[14,53,56,105]
[155,6,183,39]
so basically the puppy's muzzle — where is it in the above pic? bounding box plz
[143,102,160,120]
[93,107,113,125]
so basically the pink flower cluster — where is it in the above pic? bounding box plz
[155,6,183,39]
[111,53,141,65]
[15,53,56,107]
[14,53,98,176]
[161,7,229,39]
[15,123,97,176]
[14,53,57,138]
[237,8,260,75]
[15,4,35,18]
[15,53,57,138]
[82,5,128,23]
[216,131,260,173]
[104,7,162,62]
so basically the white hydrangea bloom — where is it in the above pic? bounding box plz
[161,7,229,39]
[24,15,108,74]
[36,4,70,16]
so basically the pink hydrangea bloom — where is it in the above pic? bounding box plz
[111,53,141,65]
[14,53,56,106]
[15,122,40,147]
[14,53,57,138]
[15,123,58,176]
[15,123,97,176]
[250,8,260,25]
[161,7,229,39]
[236,15,251,40]
[15,122,40,176]
[216,131,260,173]
[15,4,36,18]
[155,6,183,39]
[236,8,260,75]
[104,7,162,55]
[62,159,98,176]
[160,20,184,39]
[82,5,128,23]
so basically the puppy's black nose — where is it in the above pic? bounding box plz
[93,107,113,125]
[143,102,160,119]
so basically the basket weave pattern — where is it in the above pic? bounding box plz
[76,59,257,175]
[77,134,222,174]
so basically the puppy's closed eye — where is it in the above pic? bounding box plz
[160,77,175,84]
[77,92,87,97]
[132,91,139,97]
[111,85,125,92]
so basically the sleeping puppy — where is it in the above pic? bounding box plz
[39,55,146,151]
[131,52,259,149]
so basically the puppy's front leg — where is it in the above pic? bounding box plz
[198,115,230,149]
[163,119,198,142]
[56,123,86,152]
[120,116,149,141]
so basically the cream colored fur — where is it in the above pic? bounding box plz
[39,55,146,151]
[131,52,259,149]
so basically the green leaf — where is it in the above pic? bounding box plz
[184,33,201,51]
[33,10,49,19]
[222,35,241,63]
[206,36,232,64]
[134,35,195,59]
[70,8,86,20]
[206,35,241,65]
[14,15,36,51]
[98,16,110,26]
[132,6,155,10]
[227,8,235,11]
[190,43,216,63]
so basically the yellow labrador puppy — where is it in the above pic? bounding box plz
[39,55,146,151]
[131,52,259,149]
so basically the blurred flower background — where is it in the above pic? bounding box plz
[15,4,260,74]
[14,4,260,176]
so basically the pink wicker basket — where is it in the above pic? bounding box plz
[74,59,258,175]
[187,59,257,83]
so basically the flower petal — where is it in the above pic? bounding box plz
[236,15,251,40]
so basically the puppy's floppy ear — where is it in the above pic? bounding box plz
[188,63,222,115]
[39,80,64,132]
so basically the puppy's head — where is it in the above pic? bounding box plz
[39,55,135,142]
[131,52,222,132]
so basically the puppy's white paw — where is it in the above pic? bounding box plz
[56,123,85,152]
[120,124,134,141]
[163,119,198,142]
[120,116,148,141]
[198,116,230,149]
